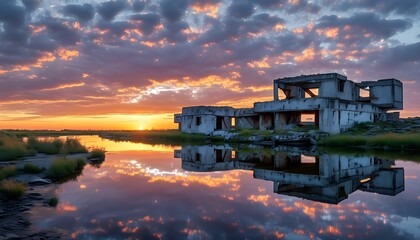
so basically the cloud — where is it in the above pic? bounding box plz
[287,0,320,14]
[131,0,147,12]
[252,0,284,8]
[227,0,255,19]
[98,0,128,21]
[0,0,26,27]
[41,17,81,46]
[372,42,420,69]
[21,0,43,12]
[159,0,190,22]
[0,0,419,125]
[332,0,420,16]
[315,13,412,47]
[63,3,95,23]
[130,13,161,35]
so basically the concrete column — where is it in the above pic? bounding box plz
[274,82,279,100]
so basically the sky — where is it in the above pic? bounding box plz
[0,0,419,130]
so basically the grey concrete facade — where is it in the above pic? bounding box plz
[174,73,403,134]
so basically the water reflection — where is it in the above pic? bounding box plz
[30,136,420,240]
[177,145,404,204]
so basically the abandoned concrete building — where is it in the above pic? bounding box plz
[174,73,403,134]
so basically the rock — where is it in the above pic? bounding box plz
[27,193,43,200]
[28,178,51,186]
[27,193,42,197]
[210,130,228,137]
[248,135,264,142]
[224,132,238,140]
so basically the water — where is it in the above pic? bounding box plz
[31,136,420,239]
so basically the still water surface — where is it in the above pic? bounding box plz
[31,136,420,239]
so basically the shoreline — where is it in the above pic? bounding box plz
[0,153,89,239]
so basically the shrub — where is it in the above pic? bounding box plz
[27,137,88,155]
[0,166,18,181]
[45,158,86,179]
[27,137,63,154]
[61,138,88,154]
[87,148,106,159]
[0,180,26,199]
[49,197,58,207]
[22,163,44,174]
[0,134,27,161]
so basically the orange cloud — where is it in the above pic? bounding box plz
[191,3,220,18]
[247,57,271,68]
[57,48,79,60]
[294,47,315,62]
[42,82,86,91]
[247,194,271,206]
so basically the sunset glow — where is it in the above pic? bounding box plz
[0,0,419,130]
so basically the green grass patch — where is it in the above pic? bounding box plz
[27,137,63,154]
[99,130,217,145]
[87,148,106,159]
[45,158,86,180]
[0,134,28,161]
[0,180,26,199]
[0,166,18,181]
[22,163,44,174]
[27,137,88,155]
[49,196,58,207]
[235,129,273,138]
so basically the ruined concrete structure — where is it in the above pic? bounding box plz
[175,73,403,134]
[175,145,404,204]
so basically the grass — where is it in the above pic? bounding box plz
[27,137,88,155]
[87,147,106,159]
[45,158,86,180]
[0,134,28,161]
[27,137,63,154]
[22,163,44,174]
[0,180,26,199]
[0,166,18,180]
[49,197,58,207]
[99,130,219,145]
[61,138,88,154]
[235,129,273,138]
[319,133,420,150]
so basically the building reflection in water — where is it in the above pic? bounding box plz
[175,145,404,204]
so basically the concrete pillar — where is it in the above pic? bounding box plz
[274,113,288,130]
[274,82,279,100]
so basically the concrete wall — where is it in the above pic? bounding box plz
[236,116,259,129]
[255,98,384,134]
[181,106,234,134]
[370,80,403,110]
[259,113,274,130]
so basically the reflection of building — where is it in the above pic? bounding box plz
[175,145,404,204]
[177,145,258,172]
[254,154,404,204]
[175,73,403,134]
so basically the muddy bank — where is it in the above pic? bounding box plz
[0,153,91,240]
[0,186,70,240]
